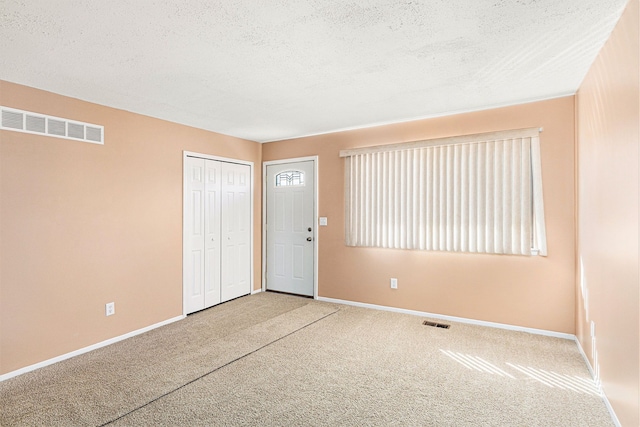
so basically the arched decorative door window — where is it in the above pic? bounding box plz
[275,170,305,187]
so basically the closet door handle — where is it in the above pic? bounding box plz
[306,237,312,242]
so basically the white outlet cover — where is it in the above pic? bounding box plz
[106,302,115,316]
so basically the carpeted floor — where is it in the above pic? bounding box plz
[0,292,614,426]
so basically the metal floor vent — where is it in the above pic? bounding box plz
[423,320,451,329]
[1,106,103,145]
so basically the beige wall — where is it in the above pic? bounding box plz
[264,97,576,334]
[576,0,639,425]
[0,81,262,375]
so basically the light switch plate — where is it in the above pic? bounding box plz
[319,217,328,226]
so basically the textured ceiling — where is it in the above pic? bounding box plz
[0,0,628,142]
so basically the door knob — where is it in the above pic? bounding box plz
[306,237,312,241]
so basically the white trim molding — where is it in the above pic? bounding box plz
[0,315,184,382]
[317,296,574,340]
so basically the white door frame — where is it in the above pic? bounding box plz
[262,156,319,299]
[183,151,254,316]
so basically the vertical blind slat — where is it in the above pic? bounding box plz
[531,136,547,256]
[453,145,461,252]
[344,156,350,245]
[401,150,408,249]
[460,144,468,252]
[375,153,381,247]
[427,148,433,250]
[522,139,532,254]
[418,149,425,250]
[381,152,387,247]
[357,154,363,244]
[481,143,487,253]
[507,139,517,254]
[438,147,444,251]
[496,139,505,254]
[468,143,477,253]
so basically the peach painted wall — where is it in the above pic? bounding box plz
[0,81,262,375]
[576,0,639,425]
[263,97,576,334]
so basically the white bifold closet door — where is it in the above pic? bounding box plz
[185,157,251,314]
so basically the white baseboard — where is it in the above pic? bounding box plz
[575,337,597,380]
[251,288,262,295]
[316,296,575,340]
[575,338,621,427]
[0,315,185,382]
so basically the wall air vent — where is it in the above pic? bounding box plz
[0,106,104,145]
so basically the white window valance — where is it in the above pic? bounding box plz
[340,128,547,256]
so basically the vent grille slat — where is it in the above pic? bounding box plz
[86,126,102,142]
[47,119,66,136]
[1,106,103,144]
[25,115,46,133]
[2,110,24,130]
[68,122,85,139]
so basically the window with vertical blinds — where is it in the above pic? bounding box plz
[340,128,547,256]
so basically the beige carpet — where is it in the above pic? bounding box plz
[0,292,614,426]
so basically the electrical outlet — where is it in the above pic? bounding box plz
[390,278,398,289]
[105,302,115,316]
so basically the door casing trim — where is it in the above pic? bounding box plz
[262,156,319,299]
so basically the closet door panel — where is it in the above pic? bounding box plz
[184,157,206,313]
[204,160,222,308]
[221,163,251,302]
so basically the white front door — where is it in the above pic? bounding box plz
[266,161,315,296]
